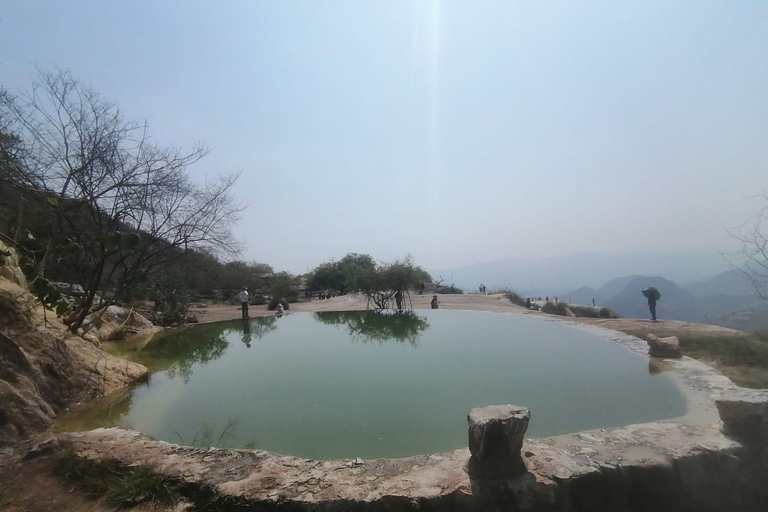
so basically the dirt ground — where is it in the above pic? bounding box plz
[0,455,171,512]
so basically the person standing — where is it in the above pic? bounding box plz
[431,295,439,309]
[395,289,403,310]
[648,294,657,321]
[237,286,250,318]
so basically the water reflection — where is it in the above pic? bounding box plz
[313,310,430,347]
[105,317,279,381]
[173,417,257,449]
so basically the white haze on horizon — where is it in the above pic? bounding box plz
[1,1,766,274]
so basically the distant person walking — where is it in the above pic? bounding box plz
[592,298,595,307]
[237,286,250,318]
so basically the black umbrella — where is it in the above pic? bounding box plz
[641,287,661,300]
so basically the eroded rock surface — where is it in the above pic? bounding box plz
[0,245,149,445]
[57,418,766,512]
[82,305,156,341]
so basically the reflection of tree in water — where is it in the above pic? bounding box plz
[173,416,257,449]
[55,387,136,432]
[313,310,429,347]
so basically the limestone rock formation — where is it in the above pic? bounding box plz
[83,305,156,340]
[0,244,149,445]
[467,404,530,478]
[0,241,27,288]
[716,394,768,464]
[646,333,682,358]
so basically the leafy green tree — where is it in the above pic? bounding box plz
[307,252,376,294]
[353,255,430,309]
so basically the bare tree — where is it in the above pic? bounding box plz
[724,193,768,299]
[0,70,246,331]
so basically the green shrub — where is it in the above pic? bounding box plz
[569,305,600,318]
[56,449,179,509]
[106,466,178,509]
[105,325,127,341]
[541,301,568,316]
[268,297,290,311]
[505,292,527,308]
[251,294,267,306]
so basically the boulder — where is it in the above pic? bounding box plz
[647,333,682,358]
[50,281,85,297]
[716,396,768,449]
[82,305,156,341]
[467,404,530,478]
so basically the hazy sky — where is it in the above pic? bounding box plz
[2,1,767,273]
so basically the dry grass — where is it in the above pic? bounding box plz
[624,329,768,389]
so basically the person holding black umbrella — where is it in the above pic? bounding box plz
[642,287,661,322]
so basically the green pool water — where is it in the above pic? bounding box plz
[57,310,687,459]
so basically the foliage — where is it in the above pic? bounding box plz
[308,253,376,294]
[725,193,768,299]
[17,252,74,317]
[106,325,127,341]
[345,255,431,309]
[599,307,618,318]
[541,301,569,316]
[56,449,180,509]
[505,292,527,307]
[149,268,191,326]
[219,260,274,298]
[569,305,600,318]
[313,310,429,346]
[0,70,244,332]
[268,296,290,310]
[436,285,463,294]
[269,271,300,304]
[252,294,267,305]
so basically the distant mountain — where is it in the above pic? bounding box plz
[561,271,766,327]
[561,285,599,305]
[604,276,699,322]
[709,301,768,332]
[436,250,726,296]
[561,274,646,306]
[683,269,757,297]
